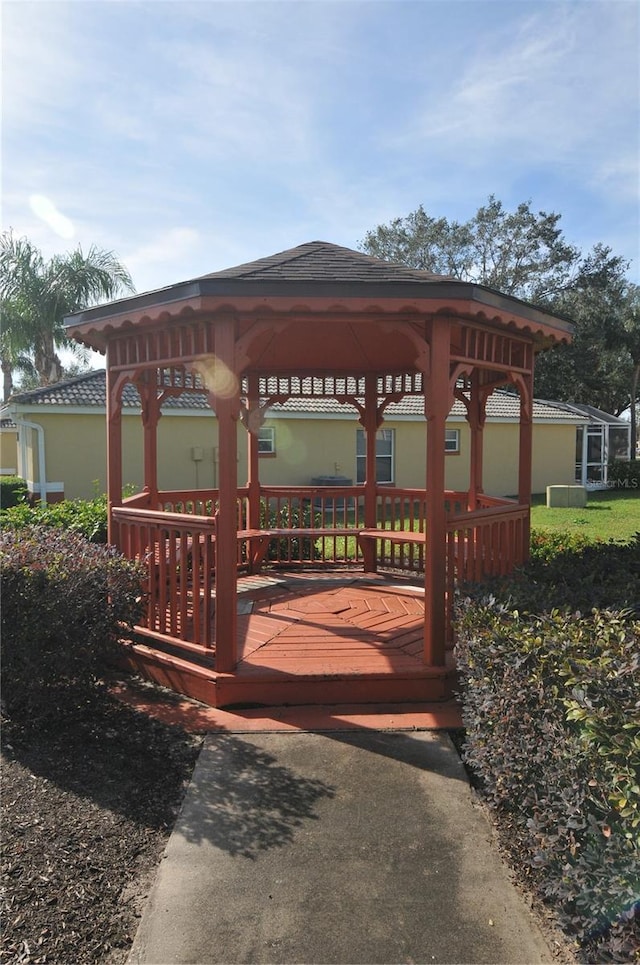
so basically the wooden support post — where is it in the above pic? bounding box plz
[139,376,161,507]
[246,373,262,532]
[518,371,533,561]
[468,371,486,511]
[363,373,379,530]
[106,361,124,547]
[424,318,449,668]
[211,318,239,674]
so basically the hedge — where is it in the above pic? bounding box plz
[607,459,640,491]
[0,526,144,718]
[0,492,109,543]
[502,532,640,613]
[0,475,28,509]
[454,539,640,962]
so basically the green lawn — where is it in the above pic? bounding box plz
[530,489,640,542]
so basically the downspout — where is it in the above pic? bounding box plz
[13,415,48,507]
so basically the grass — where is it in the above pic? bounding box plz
[304,490,640,561]
[530,488,640,542]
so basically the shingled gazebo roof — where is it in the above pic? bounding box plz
[198,240,454,284]
[65,241,573,354]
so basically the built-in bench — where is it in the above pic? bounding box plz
[147,524,431,576]
[358,529,426,573]
[247,526,427,574]
[247,528,360,571]
[149,527,362,574]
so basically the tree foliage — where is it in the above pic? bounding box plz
[363,196,582,303]
[0,231,134,399]
[361,197,636,425]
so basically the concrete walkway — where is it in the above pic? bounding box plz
[129,730,557,965]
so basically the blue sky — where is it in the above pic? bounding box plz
[3,0,639,303]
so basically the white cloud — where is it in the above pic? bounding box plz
[122,227,202,291]
[29,194,75,240]
[391,3,638,175]
[2,2,87,129]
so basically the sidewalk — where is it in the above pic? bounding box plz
[128,728,557,964]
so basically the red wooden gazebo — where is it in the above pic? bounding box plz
[66,242,572,708]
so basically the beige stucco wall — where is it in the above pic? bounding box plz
[0,427,19,475]
[247,415,577,496]
[458,422,576,495]
[12,407,579,501]
[532,423,577,492]
[17,411,226,501]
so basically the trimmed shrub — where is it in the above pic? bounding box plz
[0,475,28,509]
[529,527,596,564]
[454,539,640,962]
[0,526,144,718]
[496,533,640,614]
[0,491,108,542]
[607,459,640,491]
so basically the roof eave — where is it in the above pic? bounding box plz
[65,278,573,347]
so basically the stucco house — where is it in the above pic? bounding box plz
[539,400,630,488]
[2,369,588,504]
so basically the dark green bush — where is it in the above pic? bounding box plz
[607,459,640,491]
[454,540,640,961]
[0,526,144,718]
[260,499,320,562]
[0,491,108,542]
[498,533,640,614]
[0,475,28,508]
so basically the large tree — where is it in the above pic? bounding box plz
[0,232,134,399]
[0,297,37,402]
[533,244,634,416]
[361,197,634,420]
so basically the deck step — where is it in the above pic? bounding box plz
[119,642,455,709]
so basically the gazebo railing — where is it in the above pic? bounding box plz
[113,486,529,653]
[445,499,528,626]
[260,485,365,566]
[115,505,217,650]
[118,485,526,574]
[441,500,528,641]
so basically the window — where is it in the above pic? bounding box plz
[356,429,395,484]
[445,429,460,454]
[258,426,275,455]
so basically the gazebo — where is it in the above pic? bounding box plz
[65,241,572,708]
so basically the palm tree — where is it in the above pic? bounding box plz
[0,231,134,396]
[0,293,37,401]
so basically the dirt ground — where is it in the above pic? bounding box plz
[1,675,631,965]
[1,678,202,965]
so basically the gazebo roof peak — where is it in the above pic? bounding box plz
[64,238,574,352]
[195,240,456,286]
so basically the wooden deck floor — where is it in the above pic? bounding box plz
[127,572,455,708]
[235,573,430,676]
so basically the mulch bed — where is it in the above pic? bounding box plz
[1,678,202,965]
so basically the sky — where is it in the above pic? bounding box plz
[3,0,639,317]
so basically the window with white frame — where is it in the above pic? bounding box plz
[356,429,395,484]
[258,426,276,455]
[445,429,460,454]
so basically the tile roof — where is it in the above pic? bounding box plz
[6,370,587,423]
